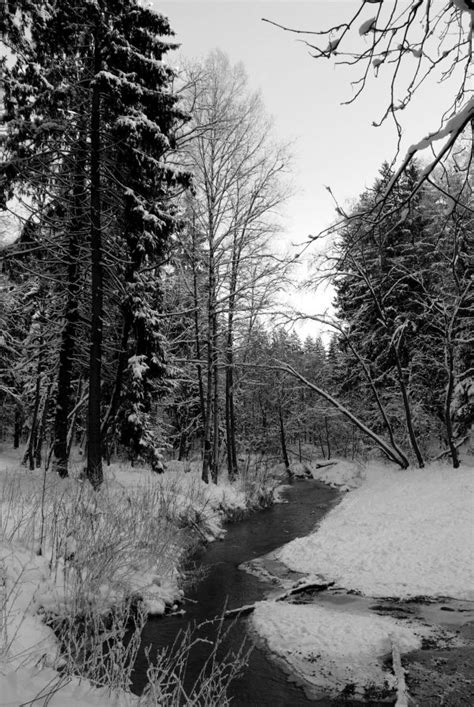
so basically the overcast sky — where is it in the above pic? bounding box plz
[153,1,461,337]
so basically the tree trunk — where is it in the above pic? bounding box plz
[191,224,206,431]
[342,332,409,468]
[224,237,240,480]
[34,383,51,468]
[225,318,238,480]
[279,404,291,476]
[393,355,424,468]
[23,317,44,470]
[202,247,216,484]
[67,377,83,459]
[211,343,219,484]
[86,33,104,489]
[24,352,42,470]
[279,363,410,469]
[53,147,84,478]
[444,340,460,468]
[13,406,22,448]
[101,313,131,441]
[324,415,331,459]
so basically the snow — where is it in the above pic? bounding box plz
[252,601,431,700]
[0,667,136,706]
[359,17,377,36]
[251,460,474,698]
[277,462,474,600]
[308,458,364,490]
[407,97,474,155]
[0,452,252,706]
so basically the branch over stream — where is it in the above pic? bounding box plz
[224,580,335,619]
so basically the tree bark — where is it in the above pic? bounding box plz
[191,223,206,429]
[225,315,238,480]
[444,340,460,468]
[202,246,215,484]
[23,349,42,471]
[53,147,84,478]
[86,31,104,489]
[393,354,424,468]
[279,403,291,476]
[101,312,131,441]
[34,382,51,468]
[13,406,22,448]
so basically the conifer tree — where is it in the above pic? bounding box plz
[1,0,189,485]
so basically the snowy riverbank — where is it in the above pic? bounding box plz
[251,458,474,701]
[0,450,277,706]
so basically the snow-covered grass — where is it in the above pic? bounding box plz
[251,459,474,700]
[0,450,275,706]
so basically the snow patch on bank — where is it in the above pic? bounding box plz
[277,462,474,600]
[308,458,364,490]
[251,460,473,699]
[252,601,430,699]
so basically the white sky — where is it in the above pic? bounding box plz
[154,1,465,339]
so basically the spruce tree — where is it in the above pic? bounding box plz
[1,1,189,485]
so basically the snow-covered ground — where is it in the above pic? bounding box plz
[251,458,474,700]
[0,450,259,706]
[281,460,474,600]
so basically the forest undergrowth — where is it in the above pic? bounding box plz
[0,451,278,704]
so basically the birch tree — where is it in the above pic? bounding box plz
[179,51,290,482]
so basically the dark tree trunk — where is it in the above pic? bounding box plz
[14,407,22,448]
[191,225,206,430]
[67,377,83,459]
[101,313,132,441]
[444,341,460,468]
[202,240,216,484]
[394,355,424,468]
[34,383,51,468]
[343,333,409,468]
[211,322,219,484]
[324,416,331,459]
[225,241,240,480]
[318,432,326,459]
[24,348,42,470]
[279,404,291,476]
[225,330,238,480]
[53,148,84,478]
[86,34,104,489]
[23,310,45,470]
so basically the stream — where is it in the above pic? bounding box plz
[131,479,339,706]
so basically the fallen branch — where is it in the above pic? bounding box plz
[224,580,335,619]
[276,363,410,469]
[432,435,469,461]
[390,634,409,707]
[275,579,335,603]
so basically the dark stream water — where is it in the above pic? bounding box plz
[132,480,339,706]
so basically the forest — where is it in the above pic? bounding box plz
[0,1,473,705]
[0,3,471,485]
